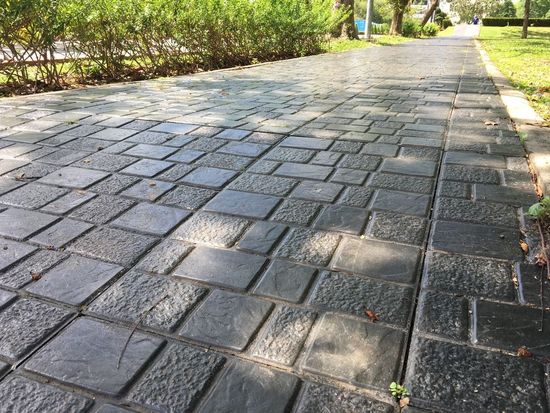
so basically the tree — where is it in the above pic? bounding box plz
[334,0,359,38]
[522,0,530,38]
[421,0,440,25]
[517,0,550,17]
[389,0,410,34]
[492,0,516,16]
[451,0,499,22]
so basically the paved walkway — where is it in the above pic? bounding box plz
[0,31,547,413]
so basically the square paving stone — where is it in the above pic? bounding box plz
[274,163,332,181]
[271,199,322,226]
[380,158,437,177]
[0,208,58,240]
[88,174,139,195]
[174,246,266,290]
[111,203,190,236]
[0,239,36,271]
[157,163,194,181]
[30,218,93,248]
[74,153,137,172]
[88,270,206,331]
[369,211,427,245]
[405,338,547,412]
[253,260,317,303]
[0,299,73,362]
[214,128,252,140]
[41,190,96,214]
[309,271,413,327]
[167,149,204,163]
[0,249,68,288]
[228,173,297,196]
[431,221,521,260]
[330,168,369,185]
[151,122,198,134]
[0,183,68,209]
[338,187,374,208]
[314,205,369,235]
[416,291,469,341]
[237,221,287,254]
[67,227,157,266]
[291,181,343,203]
[128,343,225,412]
[475,300,550,355]
[158,185,216,210]
[136,239,193,274]
[332,237,421,284]
[120,179,174,201]
[123,143,177,159]
[197,361,298,413]
[302,313,405,388]
[69,195,135,224]
[295,382,393,413]
[120,159,173,177]
[372,189,431,217]
[38,166,109,189]
[251,306,316,366]
[276,228,340,266]
[180,290,272,350]
[311,151,342,166]
[26,255,123,306]
[219,141,270,157]
[204,190,280,219]
[180,167,237,189]
[0,375,93,413]
[338,154,381,171]
[24,318,164,396]
[170,212,250,247]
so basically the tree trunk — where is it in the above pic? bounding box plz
[390,9,405,35]
[333,0,359,39]
[421,0,439,26]
[522,0,530,39]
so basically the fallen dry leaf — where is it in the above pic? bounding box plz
[520,240,529,254]
[399,397,410,409]
[15,173,26,181]
[148,182,157,187]
[30,271,42,281]
[517,346,533,358]
[536,252,547,266]
[365,309,379,322]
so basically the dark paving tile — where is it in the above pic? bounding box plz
[197,361,298,413]
[228,173,297,196]
[339,154,381,171]
[24,318,164,396]
[180,166,237,189]
[371,172,434,194]
[253,260,317,303]
[0,208,58,240]
[41,190,96,214]
[237,221,287,254]
[416,291,469,341]
[0,299,73,362]
[0,183,68,209]
[276,228,340,266]
[475,183,537,207]
[330,168,369,185]
[174,246,266,290]
[88,270,206,331]
[302,313,405,388]
[123,143,177,159]
[38,166,109,188]
[0,238,36,271]
[405,338,547,412]
[120,179,174,201]
[30,218,93,248]
[87,174,139,195]
[314,205,369,235]
[291,181,343,203]
[26,255,123,306]
[158,185,216,210]
[0,375,93,413]
[274,162,332,181]
[444,151,506,169]
[120,159,173,177]
[442,164,500,184]
[0,249,67,289]
[135,239,193,274]
[280,136,332,150]
[369,211,427,245]
[266,147,315,163]
[167,148,204,163]
[271,199,321,226]
[372,189,431,217]
[111,202,190,235]
[204,189,280,219]
[180,290,272,350]
[128,343,225,412]
[69,195,135,224]
[516,263,550,308]
[73,152,137,172]
[219,141,270,157]
[435,197,517,227]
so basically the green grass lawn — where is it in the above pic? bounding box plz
[324,35,413,53]
[479,26,550,122]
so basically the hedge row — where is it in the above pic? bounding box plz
[0,0,345,91]
[482,17,550,26]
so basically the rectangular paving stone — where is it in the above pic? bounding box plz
[444,151,506,169]
[276,228,340,266]
[0,183,68,209]
[0,159,28,175]
[371,172,434,194]
[0,375,93,413]
[88,270,206,331]
[332,237,420,284]
[41,190,96,214]
[69,195,135,224]
[213,128,251,140]
[516,263,550,308]
[135,239,193,274]
[204,189,280,219]
[309,271,413,327]
[87,174,139,195]
[330,168,369,185]
[0,238,36,271]
[314,205,369,235]
[274,162,332,181]
[67,227,157,266]
[123,143,177,159]
[197,361,298,413]
[30,218,93,248]
[291,181,343,203]
[180,290,272,350]
[38,166,109,189]
[167,148,204,163]
[280,136,332,150]
[251,306,316,366]
[474,183,537,207]
[170,212,250,247]
[228,173,297,196]
[24,318,164,396]
[151,122,198,134]
[266,147,316,163]
[120,179,174,201]
[271,199,321,226]
[380,158,437,177]
[219,141,270,157]
[253,260,317,303]
[372,189,431,217]
[158,185,216,210]
[442,164,500,184]
[36,149,88,166]
[405,338,547,412]
[475,300,550,356]
[120,159,173,177]
[180,166,237,189]
[128,343,225,412]
[89,127,137,141]
[339,154,381,171]
[174,246,266,290]
[111,202,190,235]
[431,221,522,260]
[369,211,427,246]
[0,299,73,362]
[0,208,58,240]
[302,313,405,389]
[0,249,68,288]
[237,221,287,254]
